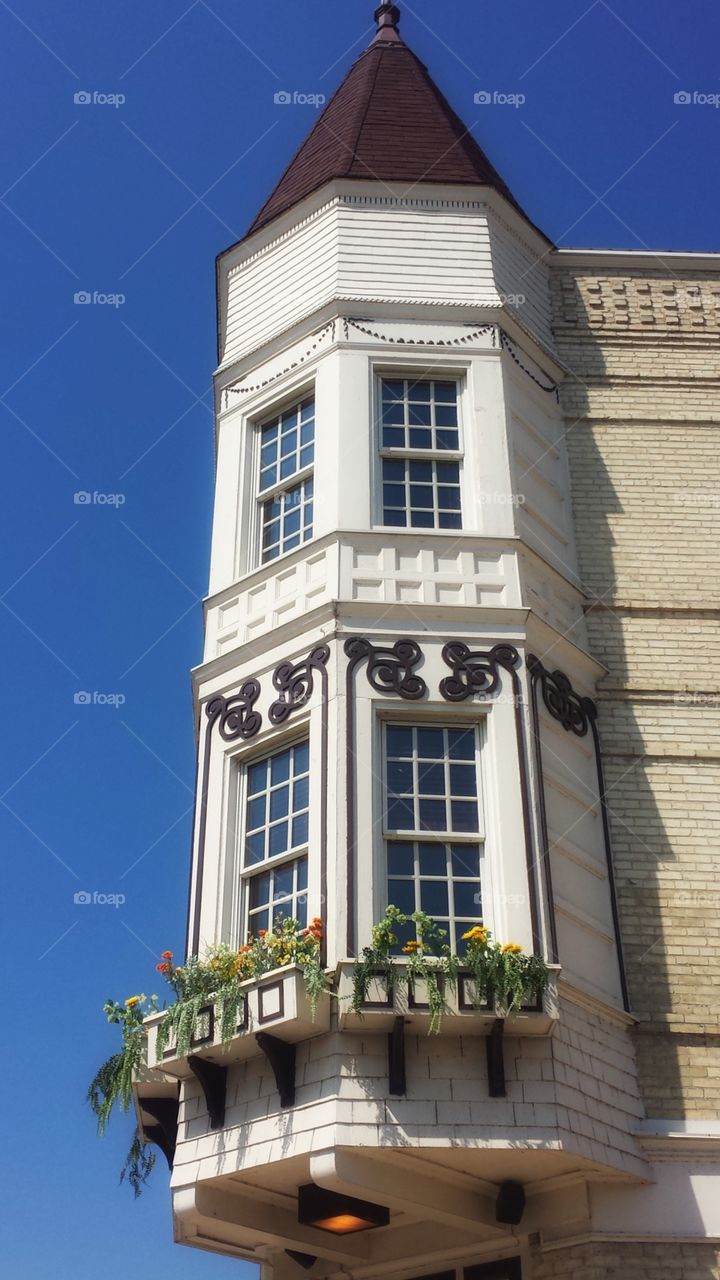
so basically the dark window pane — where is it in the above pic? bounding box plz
[274,864,294,898]
[451,844,480,878]
[293,742,309,775]
[387,842,414,876]
[270,786,289,822]
[448,729,475,760]
[439,511,462,529]
[454,881,482,918]
[436,429,459,451]
[409,460,432,482]
[386,726,413,757]
[384,483,406,506]
[300,399,314,421]
[250,871,271,908]
[245,831,265,866]
[434,382,457,403]
[451,800,479,832]
[417,762,445,795]
[419,798,446,831]
[408,381,431,400]
[297,857,308,890]
[293,774,309,811]
[382,402,405,425]
[247,795,266,831]
[250,908,269,935]
[420,879,449,917]
[269,822,289,857]
[417,727,444,757]
[410,509,434,528]
[438,486,462,510]
[450,763,476,796]
[387,760,413,794]
[409,428,432,449]
[292,811,308,847]
[285,507,301,535]
[435,405,458,427]
[387,796,415,829]
[271,751,291,784]
[410,485,433,508]
[382,380,404,400]
[388,879,416,914]
[296,894,308,928]
[385,509,407,527]
[437,461,460,484]
[390,918,416,954]
[418,843,448,876]
[383,427,405,448]
[408,404,432,426]
[383,459,405,481]
[247,760,267,795]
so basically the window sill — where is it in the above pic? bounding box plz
[335,960,560,1036]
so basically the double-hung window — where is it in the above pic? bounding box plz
[257,397,315,563]
[379,377,462,530]
[242,741,310,936]
[383,724,484,952]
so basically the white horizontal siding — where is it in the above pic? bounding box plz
[488,208,553,350]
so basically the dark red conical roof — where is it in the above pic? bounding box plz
[248,4,526,236]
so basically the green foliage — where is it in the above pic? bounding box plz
[351,907,551,1032]
[121,1133,156,1198]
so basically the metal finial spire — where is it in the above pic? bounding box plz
[375,1,400,31]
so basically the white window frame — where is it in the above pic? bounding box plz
[252,389,316,568]
[379,716,494,951]
[373,370,467,532]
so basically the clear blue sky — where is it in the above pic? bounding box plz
[1,1,717,1275]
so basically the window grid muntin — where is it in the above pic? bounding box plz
[259,398,315,493]
[242,740,310,939]
[384,724,483,954]
[380,378,460,453]
[247,857,308,935]
[378,377,463,530]
[244,741,310,867]
[261,475,314,562]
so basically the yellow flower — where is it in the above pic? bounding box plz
[402,940,422,953]
[124,996,141,1008]
[462,926,488,942]
[501,943,523,954]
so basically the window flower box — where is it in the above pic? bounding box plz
[144,965,331,1078]
[335,961,560,1036]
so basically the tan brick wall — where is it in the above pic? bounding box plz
[534,1240,720,1280]
[551,262,720,1118]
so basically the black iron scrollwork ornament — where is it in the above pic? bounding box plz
[344,637,427,700]
[527,655,595,736]
[440,642,521,702]
[206,680,262,741]
[269,644,330,724]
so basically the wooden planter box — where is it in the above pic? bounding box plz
[335,961,560,1036]
[143,965,331,1078]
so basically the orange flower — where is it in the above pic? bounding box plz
[501,942,523,955]
[402,940,422,954]
[161,950,173,960]
[258,930,267,937]
[156,962,170,973]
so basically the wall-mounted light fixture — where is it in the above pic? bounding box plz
[495,1181,526,1226]
[298,1184,390,1235]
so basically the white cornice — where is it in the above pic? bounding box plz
[552,247,720,272]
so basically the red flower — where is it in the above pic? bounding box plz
[161,950,173,960]
[156,962,170,973]
[258,930,267,937]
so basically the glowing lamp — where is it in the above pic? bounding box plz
[297,1184,390,1235]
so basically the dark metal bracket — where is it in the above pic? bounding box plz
[141,1096,179,1169]
[487,1019,506,1097]
[187,1055,227,1130]
[388,1015,407,1095]
[256,1031,296,1107]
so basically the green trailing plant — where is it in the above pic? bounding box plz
[351,907,551,1032]
[89,920,330,1195]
